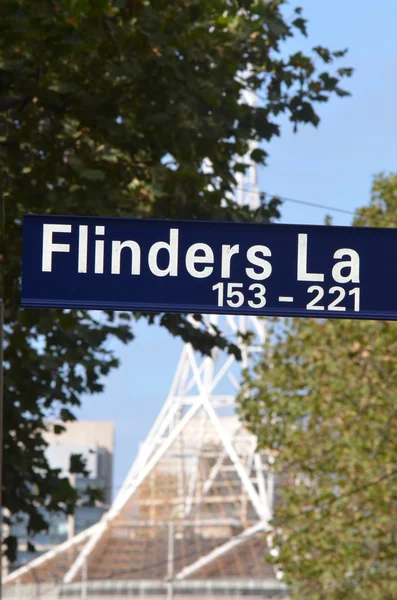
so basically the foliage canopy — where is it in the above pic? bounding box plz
[0,0,351,560]
[239,175,397,600]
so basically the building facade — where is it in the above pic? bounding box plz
[9,420,114,571]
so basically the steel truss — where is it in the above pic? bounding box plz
[57,307,273,585]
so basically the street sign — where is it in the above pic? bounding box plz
[21,214,397,320]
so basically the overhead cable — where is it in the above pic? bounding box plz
[237,187,357,216]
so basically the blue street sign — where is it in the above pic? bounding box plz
[21,214,397,320]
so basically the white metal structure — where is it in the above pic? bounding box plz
[57,132,273,585]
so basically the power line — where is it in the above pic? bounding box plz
[237,187,357,216]
[270,193,356,216]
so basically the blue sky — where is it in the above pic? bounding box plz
[75,0,397,496]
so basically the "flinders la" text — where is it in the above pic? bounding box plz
[41,224,360,284]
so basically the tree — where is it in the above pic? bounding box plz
[239,174,397,600]
[0,0,351,560]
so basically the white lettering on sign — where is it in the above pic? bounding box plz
[40,225,363,314]
[94,225,105,274]
[186,243,214,278]
[221,244,239,278]
[297,233,324,282]
[148,228,179,277]
[42,224,72,272]
[78,225,88,273]
[212,282,267,308]
[245,245,272,280]
[305,285,360,312]
[111,240,141,275]
[332,248,360,283]
[297,234,360,285]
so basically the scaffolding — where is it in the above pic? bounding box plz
[4,310,286,598]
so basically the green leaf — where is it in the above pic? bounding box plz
[80,168,106,181]
[250,147,268,163]
[313,45,332,63]
[292,101,320,126]
[338,67,354,77]
[69,453,89,476]
[292,17,307,36]
[53,424,66,434]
